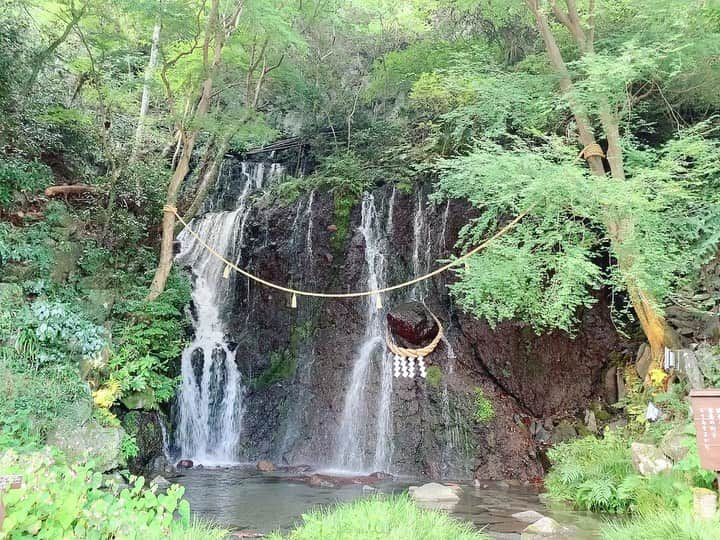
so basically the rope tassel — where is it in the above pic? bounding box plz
[223,264,232,279]
[375,295,383,310]
[291,293,297,309]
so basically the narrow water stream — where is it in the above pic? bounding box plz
[173,469,605,539]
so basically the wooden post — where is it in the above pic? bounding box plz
[0,475,22,531]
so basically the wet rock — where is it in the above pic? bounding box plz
[150,475,171,490]
[122,411,167,475]
[256,459,276,472]
[386,301,439,345]
[177,459,194,469]
[631,443,672,476]
[521,517,576,539]
[512,510,546,523]
[693,487,718,519]
[530,421,551,444]
[368,471,393,481]
[409,482,460,503]
[362,485,377,493]
[660,425,690,462]
[308,474,336,488]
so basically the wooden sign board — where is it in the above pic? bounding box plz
[690,390,720,471]
[0,476,21,491]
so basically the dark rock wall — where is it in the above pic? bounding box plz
[177,158,626,480]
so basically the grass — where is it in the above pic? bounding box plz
[266,495,489,540]
[601,510,720,540]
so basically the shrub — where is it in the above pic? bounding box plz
[544,431,636,513]
[266,495,489,540]
[0,448,227,539]
[0,158,52,209]
[472,388,495,423]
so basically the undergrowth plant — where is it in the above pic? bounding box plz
[266,495,489,540]
[0,448,227,539]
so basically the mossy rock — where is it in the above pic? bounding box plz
[47,416,125,472]
[0,283,24,309]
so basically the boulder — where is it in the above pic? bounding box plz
[512,510,546,523]
[386,301,439,345]
[631,442,672,476]
[521,517,576,539]
[693,487,718,520]
[635,344,653,380]
[604,367,618,404]
[308,474,336,488]
[408,482,460,503]
[584,410,598,434]
[122,411,167,474]
[256,459,276,472]
[660,425,690,462]
[177,459,194,469]
[150,475,171,490]
[47,417,124,472]
[550,420,577,444]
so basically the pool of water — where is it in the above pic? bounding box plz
[172,467,605,539]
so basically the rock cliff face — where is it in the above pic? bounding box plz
[170,156,625,480]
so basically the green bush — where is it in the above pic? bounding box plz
[601,510,720,540]
[0,448,227,539]
[0,158,52,209]
[266,495,489,540]
[472,388,495,423]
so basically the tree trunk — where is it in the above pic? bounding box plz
[183,136,230,224]
[527,0,667,369]
[26,5,86,92]
[147,131,197,300]
[131,23,161,166]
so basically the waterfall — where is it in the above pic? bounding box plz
[173,161,279,465]
[333,193,393,473]
[411,190,430,301]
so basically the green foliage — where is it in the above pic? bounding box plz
[545,431,636,513]
[0,360,89,449]
[0,158,52,209]
[266,495,489,540]
[472,388,495,423]
[601,509,720,540]
[121,433,140,460]
[310,150,373,250]
[102,272,191,409]
[425,365,443,387]
[0,448,227,539]
[436,127,720,333]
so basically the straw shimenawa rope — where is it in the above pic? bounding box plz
[163,204,532,299]
[385,311,444,358]
[577,143,605,161]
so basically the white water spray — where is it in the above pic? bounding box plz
[333,193,393,472]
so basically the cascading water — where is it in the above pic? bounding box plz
[333,193,394,472]
[173,161,282,465]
